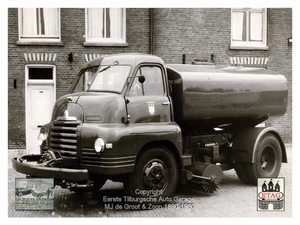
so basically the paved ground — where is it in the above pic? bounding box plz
[7,145,293,218]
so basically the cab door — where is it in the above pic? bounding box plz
[126,65,171,123]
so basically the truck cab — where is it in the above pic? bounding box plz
[14,54,184,198]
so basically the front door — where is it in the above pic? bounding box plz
[126,65,171,123]
[26,67,55,154]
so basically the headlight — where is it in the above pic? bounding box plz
[38,133,47,146]
[94,138,105,153]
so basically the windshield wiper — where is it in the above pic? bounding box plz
[68,61,120,94]
[97,61,119,73]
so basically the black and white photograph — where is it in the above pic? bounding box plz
[15,178,54,211]
[4,1,296,223]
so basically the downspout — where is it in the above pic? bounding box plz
[150,8,154,55]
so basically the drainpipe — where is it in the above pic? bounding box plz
[150,8,154,55]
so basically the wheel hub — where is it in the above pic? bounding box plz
[261,146,276,172]
[143,161,167,190]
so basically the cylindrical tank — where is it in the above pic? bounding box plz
[166,64,287,132]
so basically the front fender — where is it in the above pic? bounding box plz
[79,122,182,175]
[81,122,182,156]
[231,127,287,163]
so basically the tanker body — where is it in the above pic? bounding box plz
[12,53,288,200]
[167,64,287,134]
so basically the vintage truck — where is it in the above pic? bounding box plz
[12,53,288,198]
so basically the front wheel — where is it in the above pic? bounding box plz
[235,133,282,185]
[124,146,178,199]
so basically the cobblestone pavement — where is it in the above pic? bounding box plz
[8,145,292,218]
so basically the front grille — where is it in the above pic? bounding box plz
[50,120,80,159]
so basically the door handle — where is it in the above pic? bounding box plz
[162,102,170,105]
[37,125,42,128]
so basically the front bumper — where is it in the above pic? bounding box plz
[12,155,90,181]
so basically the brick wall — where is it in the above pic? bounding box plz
[153,8,232,64]
[7,8,292,149]
[7,8,151,148]
[8,8,26,148]
[153,8,292,142]
[265,8,292,142]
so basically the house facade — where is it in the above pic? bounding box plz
[7,8,292,151]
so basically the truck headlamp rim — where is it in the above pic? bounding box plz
[94,138,105,153]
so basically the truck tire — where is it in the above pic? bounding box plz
[235,133,282,185]
[124,146,178,199]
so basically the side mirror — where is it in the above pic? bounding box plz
[138,75,146,84]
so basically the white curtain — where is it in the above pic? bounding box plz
[22,8,37,36]
[110,8,123,39]
[87,8,104,39]
[87,8,123,40]
[21,8,58,37]
[232,11,245,41]
[43,8,59,36]
[250,12,263,41]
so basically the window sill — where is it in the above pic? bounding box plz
[230,45,269,51]
[16,41,64,46]
[83,42,128,47]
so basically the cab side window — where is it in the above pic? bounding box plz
[129,66,164,96]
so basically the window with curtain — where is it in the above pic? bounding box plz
[231,8,267,49]
[19,8,60,42]
[86,8,126,43]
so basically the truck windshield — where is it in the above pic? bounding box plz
[89,65,131,93]
[69,65,131,93]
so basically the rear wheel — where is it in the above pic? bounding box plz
[235,133,282,185]
[124,146,178,199]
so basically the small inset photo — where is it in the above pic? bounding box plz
[15,178,54,211]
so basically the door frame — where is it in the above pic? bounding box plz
[25,64,56,153]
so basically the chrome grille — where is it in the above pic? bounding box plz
[50,120,80,159]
